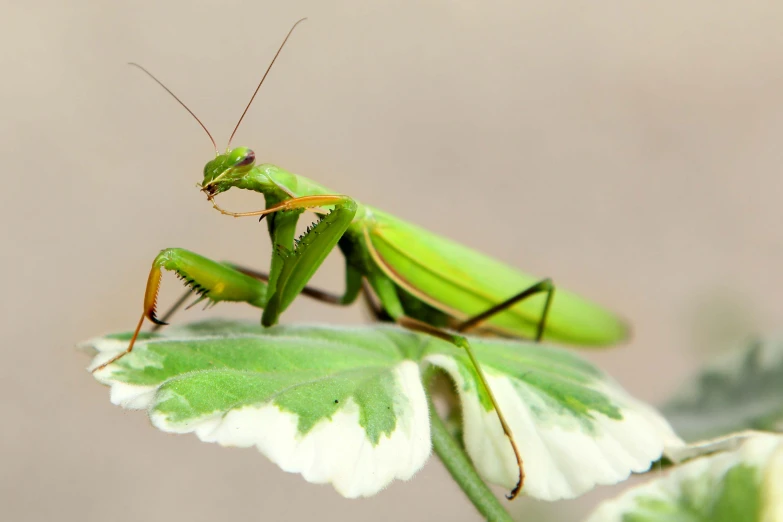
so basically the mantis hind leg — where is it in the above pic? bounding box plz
[456,278,555,341]
[367,273,525,499]
[399,316,525,500]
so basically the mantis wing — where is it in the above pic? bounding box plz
[364,208,628,346]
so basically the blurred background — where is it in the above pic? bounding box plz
[2,1,782,520]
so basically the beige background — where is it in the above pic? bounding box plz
[2,1,782,521]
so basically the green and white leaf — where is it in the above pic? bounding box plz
[586,432,783,522]
[663,338,783,442]
[87,321,431,498]
[83,320,681,500]
[424,342,682,500]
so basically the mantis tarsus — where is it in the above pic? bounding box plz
[97,19,629,500]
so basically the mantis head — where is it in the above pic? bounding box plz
[131,19,305,200]
[201,147,256,197]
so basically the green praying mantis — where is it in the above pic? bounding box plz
[96,19,628,499]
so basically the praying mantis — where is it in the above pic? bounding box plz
[96,19,628,499]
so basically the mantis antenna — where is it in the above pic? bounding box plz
[129,18,307,155]
[128,62,219,156]
[226,17,308,149]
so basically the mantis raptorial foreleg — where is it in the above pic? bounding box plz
[152,263,364,330]
[94,195,358,373]
[92,248,269,372]
[209,194,348,219]
[230,264,362,305]
[256,196,358,325]
[207,194,358,325]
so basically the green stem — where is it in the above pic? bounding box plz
[427,393,514,522]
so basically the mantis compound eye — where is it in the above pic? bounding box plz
[234,148,256,167]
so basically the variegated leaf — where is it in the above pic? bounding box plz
[83,320,680,500]
[586,432,783,522]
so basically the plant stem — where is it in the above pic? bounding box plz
[428,393,514,522]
